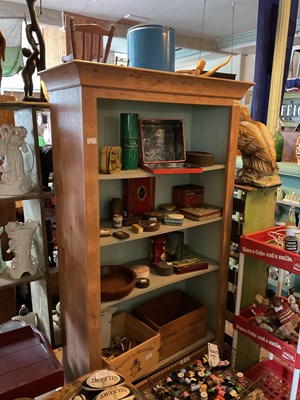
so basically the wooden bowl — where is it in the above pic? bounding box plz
[101,265,137,301]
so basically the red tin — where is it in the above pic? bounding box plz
[151,235,167,268]
[139,119,203,174]
[172,184,204,208]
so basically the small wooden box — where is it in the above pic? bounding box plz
[186,151,214,167]
[102,312,160,383]
[123,177,155,217]
[134,290,207,360]
[172,184,204,208]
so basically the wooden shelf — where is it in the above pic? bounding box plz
[102,255,219,309]
[0,270,46,290]
[0,190,45,202]
[99,164,225,181]
[277,199,300,208]
[0,102,55,345]
[100,216,222,247]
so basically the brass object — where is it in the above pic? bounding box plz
[102,335,140,359]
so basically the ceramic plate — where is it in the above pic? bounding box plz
[82,370,125,391]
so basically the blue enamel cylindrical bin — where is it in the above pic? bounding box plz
[127,24,175,72]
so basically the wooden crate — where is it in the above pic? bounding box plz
[102,312,160,383]
[134,290,207,360]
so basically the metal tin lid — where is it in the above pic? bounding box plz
[159,203,177,212]
[135,278,150,288]
[128,24,175,33]
[131,264,150,279]
[156,261,174,276]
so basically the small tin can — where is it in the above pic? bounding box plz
[151,235,167,268]
[113,214,123,229]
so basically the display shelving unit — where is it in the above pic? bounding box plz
[233,225,300,400]
[0,100,57,345]
[41,61,252,382]
[226,184,278,354]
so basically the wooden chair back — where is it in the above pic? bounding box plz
[69,16,115,63]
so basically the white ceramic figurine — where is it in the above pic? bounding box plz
[0,124,32,195]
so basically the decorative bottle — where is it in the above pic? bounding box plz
[274,119,284,162]
[284,228,298,253]
[285,205,296,228]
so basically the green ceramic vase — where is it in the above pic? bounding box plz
[274,130,284,162]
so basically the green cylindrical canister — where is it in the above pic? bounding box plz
[120,113,139,170]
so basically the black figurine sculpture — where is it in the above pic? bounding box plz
[22,0,46,102]
[46,219,56,267]
[40,144,53,191]
[21,47,38,99]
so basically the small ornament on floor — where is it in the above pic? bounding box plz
[19,304,29,316]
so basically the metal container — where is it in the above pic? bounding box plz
[120,113,139,170]
[127,24,175,72]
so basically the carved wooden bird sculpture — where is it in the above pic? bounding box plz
[236,106,281,188]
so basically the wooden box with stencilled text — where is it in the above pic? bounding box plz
[101,312,160,383]
[134,290,207,361]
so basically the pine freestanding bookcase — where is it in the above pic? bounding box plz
[41,61,252,381]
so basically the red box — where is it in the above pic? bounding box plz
[123,177,155,217]
[234,306,299,368]
[240,226,300,273]
[0,325,64,400]
[172,184,204,208]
